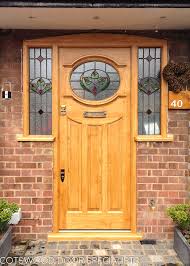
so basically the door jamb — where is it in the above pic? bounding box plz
[22,34,167,239]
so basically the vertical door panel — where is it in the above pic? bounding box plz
[67,119,82,211]
[87,125,102,211]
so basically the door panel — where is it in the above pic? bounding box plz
[67,119,82,211]
[59,47,131,229]
[87,125,102,211]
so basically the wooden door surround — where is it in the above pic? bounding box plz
[22,34,167,240]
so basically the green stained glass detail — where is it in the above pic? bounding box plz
[138,77,160,95]
[80,69,110,96]
[30,77,52,95]
[70,61,120,101]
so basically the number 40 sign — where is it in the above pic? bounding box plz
[169,91,190,110]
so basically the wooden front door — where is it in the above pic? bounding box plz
[58,47,131,230]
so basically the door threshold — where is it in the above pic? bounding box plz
[48,230,143,241]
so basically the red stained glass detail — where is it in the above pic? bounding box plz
[92,86,97,96]
[37,55,44,62]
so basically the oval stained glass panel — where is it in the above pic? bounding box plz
[70,61,120,101]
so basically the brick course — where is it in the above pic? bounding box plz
[137,110,189,239]
[0,30,189,240]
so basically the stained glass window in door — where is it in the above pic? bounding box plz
[138,48,161,135]
[70,61,120,100]
[29,48,52,135]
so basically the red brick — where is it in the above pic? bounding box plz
[168,191,179,198]
[21,227,31,233]
[4,198,20,204]
[137,155,148,162]
[0,155,21,162]
[32,155,52,162]
[31,169,52,176]
[137,162,159,169]
[137,169,148,176]
[21,198,31,204]
[0,170,20,176]
[3,177,15,183]
[15,191,37,197]
[179,149,188,155]
[168,163,178,169]
[157,148,169,155]
[168,177,179,183]
[16,162,37,168]
[43,219,52,226]
[6,162,16,168]
[163,155,185,162]
[163,170,184,176]
[43,191,53,197]
[163,184,186,191]
[159,162,168,169]
[138,199,148,205]
[21,169,32,176]
[15,148,35,155]
[4,191,14,197]
[158,177,168,183]
[15,176,35,183]
[169,149,178,155]
[22,184,33,190]
[137,184,147,190]
[21,205,36,211]
[19,219,36,226]
[1,184,21,190]
[151,170,163,176]
[32,198,51,204]
[179,135,188,141]
[4,148,14,155]
[138,177,157,183]
[152,184,162,190]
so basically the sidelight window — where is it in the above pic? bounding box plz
[138,48,161,135]
[29,48,52,135]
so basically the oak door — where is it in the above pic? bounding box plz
[58,47,131,229]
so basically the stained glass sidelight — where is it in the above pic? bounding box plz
[70,61,120,100]
[138,48,161,135]
[29,48,52,135]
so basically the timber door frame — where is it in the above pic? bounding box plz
[22,34,168,240]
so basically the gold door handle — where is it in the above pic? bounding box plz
[60,105,66,115]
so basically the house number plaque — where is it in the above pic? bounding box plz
[169,91,190,110]
[83,111,107,118]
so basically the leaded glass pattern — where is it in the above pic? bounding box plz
[70,61,120,101]
[29,48,52,135]
[138,48,161,135]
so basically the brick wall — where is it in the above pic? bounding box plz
[0,33,53,240]
[0,31,189,240]
[137,111,189,239]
